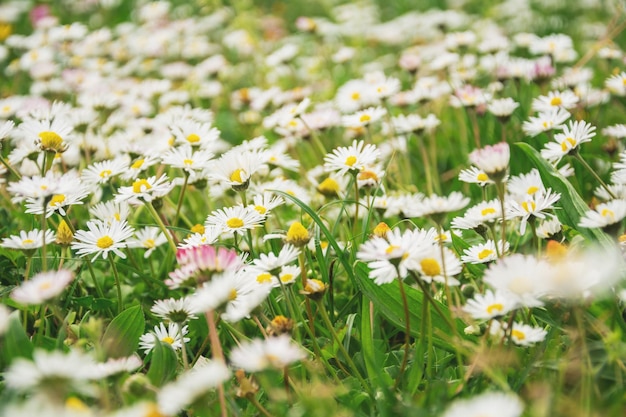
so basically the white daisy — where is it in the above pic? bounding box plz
[579,199,626,229]
[507,189,561,235]
[461,240,509,264]
[11,269,74,305]
[522,108,570,137]
[127,226,168,258]
[1,229,56,251]
[324,140,380,176]
[138,322,190,354]
[531,90,579,112]
[442,391,524,417]
[463,290,517,320]
[72,219,135,261]
[115,175,174,205]
[205,205,265,236]
[229,335,306,372]
[151,297,197,324]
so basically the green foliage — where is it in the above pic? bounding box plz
[101,305,145,358]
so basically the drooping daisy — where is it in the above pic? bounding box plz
[126,226,168,258]
[441,391,524,417]
[324,140,379,176]
[229,335,306,372]
[468,142,509,180]
[1,229,56,252]
[72,219,134,261]
[7,169,79,205]
[121,154,161,180]
[24,174,89,217]
[205,205,265,236]
[248,191,284,218]
[138,322,190,354]
[157,361,230,417]
[246,244,300,286]
[11,269,74,305]
[151,297,197,324]
[461,240,509,264]
[462,289,517,320]
[114,175,174,205]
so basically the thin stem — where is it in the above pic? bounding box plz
[145,201,177,253]
[41,207,48,272]
[574,307,593,416]
[572,152,616,199]
[178,322,189,369]
[174,172,189,227]
[108,256,123,314]
[416,133,434,195]
[0,154,21,179]
[394,276,411,389]
[468,108,481,149]
[205,310,228,417]
[247,395,273,417]
[352,172,359,241]
[496,181,507,258]
[315,300,373,397]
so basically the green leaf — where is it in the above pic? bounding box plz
[355,263,470,353]
[515,143,614,248]
[0,311,34,366]
[146,339,179,387]
[101,305,145,358]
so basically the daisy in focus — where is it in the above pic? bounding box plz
[72,219,134,261]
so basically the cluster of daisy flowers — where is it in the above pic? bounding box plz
[1,0,626,415]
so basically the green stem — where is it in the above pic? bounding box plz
[394,276,411,389]
[0,154,21,179]
[496,181,507,258]
[315,300,373,397]
[247,395,273,417]
[572,152,616,199]
[41,206,48,272]
[205,309,228,417]
[174,172,189,227]
[178,322,189,370]
[108,256,123,314]
[145,202,177,253]
[416,133,434,195]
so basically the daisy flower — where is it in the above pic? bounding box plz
[451,198,503,230]
[522,108,570,137]
[115,175,174,205]
[324,140,380,176]
[18,116,73,154]
[167,245,244,288]
[171,119,221,150]
[531,90,579,112]
[229,335,306,372]
[160,145,214,174]
[209,148,265,191]
[603,124,626,139]
[483,254,550,308]
[139,322,190,354]
[81,158,129,186]
[463,289,517,320]
[357,165,385,189]
[341,106,387,129]
[157,361,230,417]
[579,199,626,230]
[461,240,509,264]
[458,166,493,186]
[605,71,626,96]
[507,189,561,235]
[248,191,284,217]
[126,226,168,258]
[468,142,509,180]
[441,391,524,417]
[357,227,434,285]
[121,154,161,180]
[90,201,131,224]
[151,297,197,324]
[405,191,470,220]
[11,269,74,305]
[1,229,56,252]
[7,169,78,204]
[488,97,519,119]
[413,245,463,286]
[541,119,596,164]
[178,226,222,249]
[536,217,562,239]
[490,321,548,347]
[0,120,15,140]
[72,219,135,261]
[246,244,300,286]
[205,205,265,236]
[507,169,545,200]
[24,175,89,217]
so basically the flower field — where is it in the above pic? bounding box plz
[1,0,626,416]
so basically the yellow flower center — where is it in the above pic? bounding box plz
[191,224,205,234]
[0,23,12,42]
[359,114,371,123]
[49,194,66,206]
[230,168,245,183]
[280,273,294,283]
[345,156,357,166]
[477,249,494,259]
[22,239,34,245]
[351,92,360,100]
[229,289,238,301]
[476,173,489,182]
[511,329,525,340]
[187,133,200,143]
[254,205,267,215]
[133,179,152,193]
[521,201,536,213]
[256,273,272,284]
[183,158,194,166]
[318,177,340,195]
[601,208,615,219]
[114,213,121,221]
[320,241,329,249]
[226,217,244,229]
[131,159,145,169]
[550,96,562,106]
[286,222,310,246]
[96,235,114,249]
[486,303,504,315]
[358,170,378,182]
[144,238,155,248]
[527,186,539,195]
[144,403,167,417]
[162,336,175,344]
[65,397,89,411]
[38,131,63,150]
[100,169,112,178]
[481,207,496,216]
[373,222,390,238]
[420,258,441,276]
[39,281,52,291]
[560,137,577,152]
[385,245,399,255]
